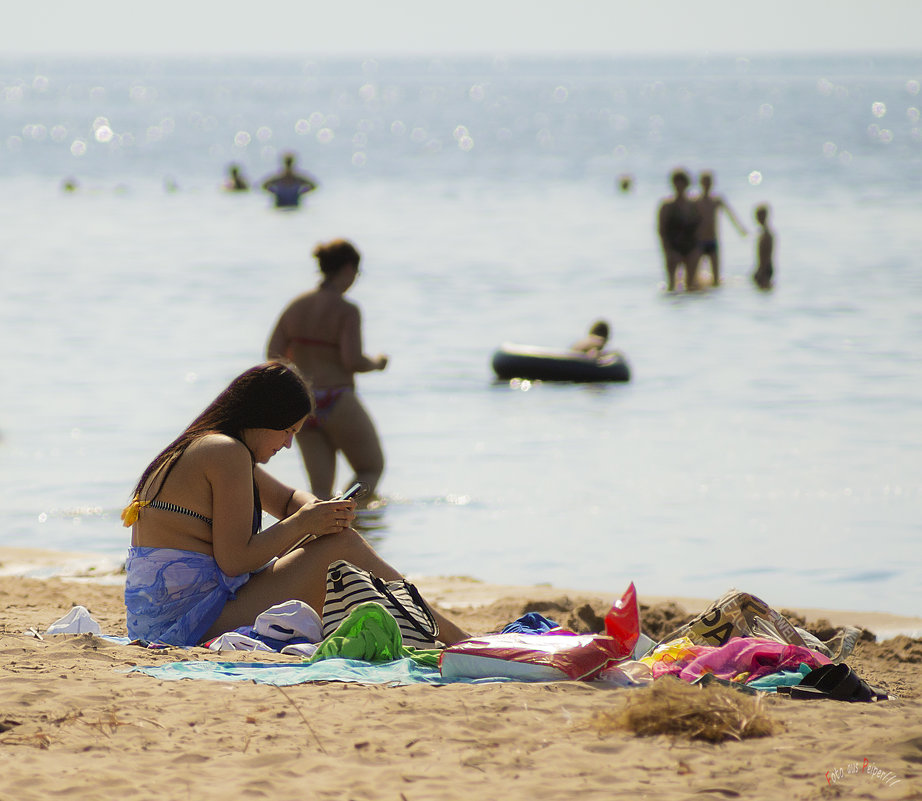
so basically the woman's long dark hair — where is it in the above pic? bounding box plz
[131,361,313,500]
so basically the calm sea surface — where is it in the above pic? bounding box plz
[1,54,920,616]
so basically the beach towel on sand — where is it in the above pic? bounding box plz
[125,547,250,646]
[642,636,831,683]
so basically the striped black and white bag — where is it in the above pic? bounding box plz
[321,560,441,648]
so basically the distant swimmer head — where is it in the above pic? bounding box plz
[755,204,770,225]
[313,238,361,277]
[589,320,610,341]
[618,174,633,193]
[699,171,713,191]
[282,151,297,169]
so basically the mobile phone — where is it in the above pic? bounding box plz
[340,482,368,501]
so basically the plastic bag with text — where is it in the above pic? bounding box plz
[656,589,807,649]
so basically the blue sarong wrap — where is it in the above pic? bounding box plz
[125,547,250,646]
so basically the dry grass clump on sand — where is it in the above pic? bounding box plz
[590,677,782,743]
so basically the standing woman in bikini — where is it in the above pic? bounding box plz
[267,239,387,504]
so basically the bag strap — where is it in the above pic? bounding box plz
[371,574,439,639]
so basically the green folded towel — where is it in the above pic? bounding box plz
[310,602,441,668]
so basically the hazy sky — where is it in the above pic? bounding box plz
[3,1,922,57]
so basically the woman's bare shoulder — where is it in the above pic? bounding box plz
[187,434,250,462]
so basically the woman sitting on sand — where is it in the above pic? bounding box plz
[121,361,468,647]
[267,239,387,504]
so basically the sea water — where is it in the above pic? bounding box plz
[1,53,920,616]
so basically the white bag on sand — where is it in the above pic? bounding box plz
[44,605,102,635]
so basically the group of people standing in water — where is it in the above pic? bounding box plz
[225,152,319,209]
[657,168,774,292]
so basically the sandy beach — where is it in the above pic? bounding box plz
[1,548,920,800]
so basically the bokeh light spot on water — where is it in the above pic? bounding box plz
[23,123,47,141]
[351,151,367,167]
[352,132,367,148]
[748,170,762,185]
[871,101,887,118]
[51,125,67,142]
[553,86,569,103]
[129,85,149,102]
[234,131,251,147]
[5,85,24,102]
[7,136,23,151]
[70,139,87,156]
[907,107,920,123]
[359,83,376,102]
[390,120,406,136]
[410,126,427,143]
[295,119,310,135]
[316,127,335,144]
[458,135,474,151]
[256,126,272,142]
[817,77,834,96]
[89,86,106,102]
[94,125,114,143]
[878,129,894,144]
[32,75,49,92]
[611,114,628,132]
[758,103,774,120]
[839,149,853,164]
[536,128,554,147]
[822,141,837,158]
[452,125,469,141]
[906,79,920,95]
[469,84,485,102]
[612,144,628,158]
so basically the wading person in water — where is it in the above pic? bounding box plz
[752,204,775,290]
[267,239,387,505]
[657,169,701,291]
[261,152,318,209]
[695,171,747,286]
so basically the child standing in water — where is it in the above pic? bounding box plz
[752,204,775,290]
